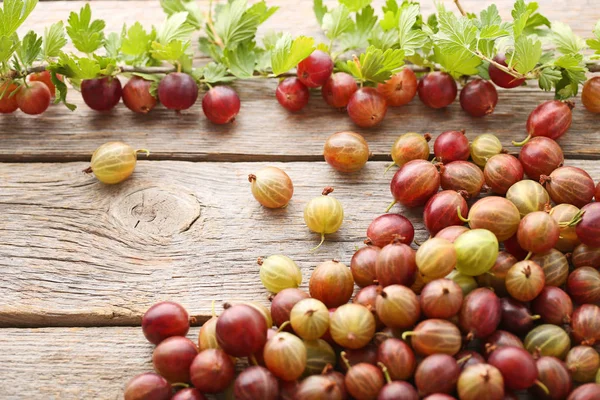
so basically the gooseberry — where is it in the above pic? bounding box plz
[330,304,376,349]
[158,72,198,111]
[460,79,498,117]
[81,76,122,111]
[375,242,416,288]
[263,331,307,381]
[202,85,240,124]
[439,161,485,198]
[415,238,457,281]
[302,340,336,377]
[446,270,478,295]
[567,267,600,305]
[487,346,540,390]
[541,166,595,208]
[322,72,358,108]
[505,260,546,302]
[532,286,573,326]
[16,81,51,115]
[309,260,354,308]
[295,375,343,400]
[572,243,600,269]
[566,346,600,383]
[475,251,516,297]
[517,211,560,253]
[366,214,415,247]
[519,137,564,181]
[402,319,462,356]
[418,72,457,109]
[377,381,418,400]
[377,338,416,381]
[524,324,571,359]
[483,330,524,356]
[459,288,501,339]
[566,383,600,400]
[276,77,309,111]
[258,254,302,294]
[389,159,440,208]
[376,285,420,329]
[530,249,569,287]
[531,356,572,400]
[377,68,418,106]
[483,154,524,195]
[435,225,469,243]
[123,76,157,114]
[488,55,526,88]
[198,316,220,351]
[189,349,235,392]
[454,229,499,276]
[423,190,468,235]
[575,203,600,247]
[582,76,600,113]
[28,70,61,96]
[304,187,344,250]
[571,305,600,345]
[499,297,539,336]
[248,166,294,209]
[347,87,388,128]
[142,301,189,345]
[550,204,582,252]
[516,100,573,144]
[0,81,19,113]
[470,134,504,167]
[290,298,330,340]
[353,285,382,328]
[323,131,370,172]
[172,388,206,400]
[414,354,460,395]
[343,359,385,400]
[85,142,148,184]
[420,279,463,319]
[457,364,505,400]
[506,180,550,218]
[216,303,267,357]
[297,50,334,88]
[233,366,279,400]
[152,336,198,383]
[388,132,431,170]
[124,372,171,400]
[434,130,470,163]
[463,197,521,242]
[350,246,380,287]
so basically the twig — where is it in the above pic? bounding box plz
[454,0,467,16]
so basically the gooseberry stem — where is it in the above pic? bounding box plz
[531,315,541,321]
[277,321,291,332]
[559,209,585,227]
[171,382,190,389]
[385,200,397,213]
[457,206,470,223]
[512,135,532,146]
[383,162,396,175]
[535,379,550,395]
[135,149,150,157]
[525,252,533,261]
[249,355,259,366]
[310,233,326,252]
[340,351,352,370]
[401,331,415,340]
[377,362,392,384]
[456,354,472,365]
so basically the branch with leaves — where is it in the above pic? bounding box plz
[0,0,599,116]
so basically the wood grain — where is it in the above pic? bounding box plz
[3,0,599,162]
[1,160,599,327]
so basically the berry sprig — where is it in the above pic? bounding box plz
[0,0,600,121]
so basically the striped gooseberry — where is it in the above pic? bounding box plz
[454,229,499,276]
[216,303,268,357]
[389,159,440,209]
[366,214,415,247]
[531,356,572,400]
[457,364,504,400]
[567,267,600,305]
[524,324,571,359]
[375,242,417,288]
[575,203,600,247]
[322,72,357,108]
[248,166,294,209]
[402,319,462,356]
[415,238,457,281]
[541,166,595,208]
[350,246,380,287]
[418,72,457,109]
[531,286,573,326]
[423,190,469,236]
[323,131,369,173]
[376,285,420,329]
[377,68,418,106]
[258,255,302,294]
[506,180,550,218]
[310,260,354,308]
[483,154,524,195]
[499,297,539,336]
[290,298,330,340]
[470,134,504,167]
[377,338,416,381]
[518,137,564,181]
[530,249,569,287]
[419,279,463,319]
[505,260,546,302]
[388,132,431,170]
[85,142,148,184]
[462,196,521,242]
[414,354,460,395]
[572,243,600,269]
[433,129,470,163]
[263,332,307,381]
[516,211,560,253]
[330,304,376,349]
[459,288,501,339]
[515,100,573,144]
[475,251,517,297]
[550,204,582,252]
[565,345,600,383]
[303,187,344,250]
[439,161,485,198]
[302,340,336,378]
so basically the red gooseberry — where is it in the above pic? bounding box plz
[582,76,600,113]
[347,87,388,128]
[484,154,524,195]
[433,129,470,163]
[488,54,526,89]
[423,190,468,235]
[322,72,357,108]
[418,72,457,109]
[541,166,595,208]
[377,68,418,107]
[460,79,498,117]
[276,77,309,112]
[16,81,51,115]
[297,50,334,88]
[389,160,440,209]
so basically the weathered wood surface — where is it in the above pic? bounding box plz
[1,160,599,328]
[0,327,174,399]
[3,0,599,162]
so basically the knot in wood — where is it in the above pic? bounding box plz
[111,186,201,236]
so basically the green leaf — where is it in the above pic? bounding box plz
[313,0,328,26]
[340,5,377,50]
[433,45,480,77]
[551,21,586,55]
[122,22,154,59]
[150,40,190,62]
[383,0,399,14]
[380,10,397,32]
[160,0,203,29]
[271,34,315,76]
[42,22,67,59]
[538,67,561,91]
[476,61,491,80]
[511,0,531,39]
[512,35,541,74]
[555,69,579,99]
[322,5,353,40]
[588,21,600,59]
[224,44,256,78]
[66,4,106,54]
[104,32,122,59]
[479,4,502,27]
[0,0,38,37]
[345,46,405,83]
[0,35,18,64]
[17,30,42,67]
[398,3,429,56]
[213,0,277,50]
[48,53,102,80]
[201,62,236,84]
[368,26,399,50]
[339,0,372,13]
[156,11,194,44]
[434,5,477,55]
[50,70,76,111]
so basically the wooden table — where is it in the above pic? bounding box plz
[1,0,599,398]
